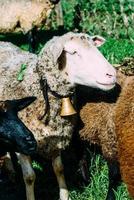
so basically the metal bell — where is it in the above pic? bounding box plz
[60,97,77,117]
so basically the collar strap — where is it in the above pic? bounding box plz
[39,77,50,120]
[39,77,75,121]
[47,85,74,99]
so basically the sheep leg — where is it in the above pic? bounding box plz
[17,153,36,200]
[2,152,16,183]
[27,28,36,53]
[52,153,71,200]
[71,133,90,186]
[106,161,121,200]
[0,153,11,183]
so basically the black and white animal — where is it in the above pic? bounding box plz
[0,32,116,200]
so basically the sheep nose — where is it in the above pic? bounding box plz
[105,72,116,81]
[106,73,113,78]
[104,71,116,84]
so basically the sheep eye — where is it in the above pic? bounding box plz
[67,50,78,55]
[71,51,81,57]
[72,51,77,55]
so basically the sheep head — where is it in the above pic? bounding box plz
[0,97,37,155]
[37,32,116,98]
[63,34,116,91]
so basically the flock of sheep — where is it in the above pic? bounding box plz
[0,1,134,200]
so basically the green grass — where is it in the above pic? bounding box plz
[60,0,134,40]
[70,155,108,200]
[69,154,132,200]
[32,150,132,200]
[99,38,134,64]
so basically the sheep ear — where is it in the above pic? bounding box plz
[64,42,76,54]
[91,35,106,47]
[50,39,64,64]
[6,96,37,112]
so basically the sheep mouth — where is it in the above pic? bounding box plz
[96,81,116,90]
[96,81,115,87]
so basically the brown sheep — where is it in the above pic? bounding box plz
[115,75,134,198]
[75,63,134,199]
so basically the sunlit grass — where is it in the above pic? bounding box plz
[100,38,134,64]
[69,154,131,200]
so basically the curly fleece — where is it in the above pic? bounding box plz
[115,76,134,198]
[78,70,127,160]
[78,59,134,197]
[0,32,92,158]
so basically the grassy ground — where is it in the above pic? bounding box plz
[69,154,131,200]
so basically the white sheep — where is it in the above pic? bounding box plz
[0,0,60,52]
[0,32,116,200]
